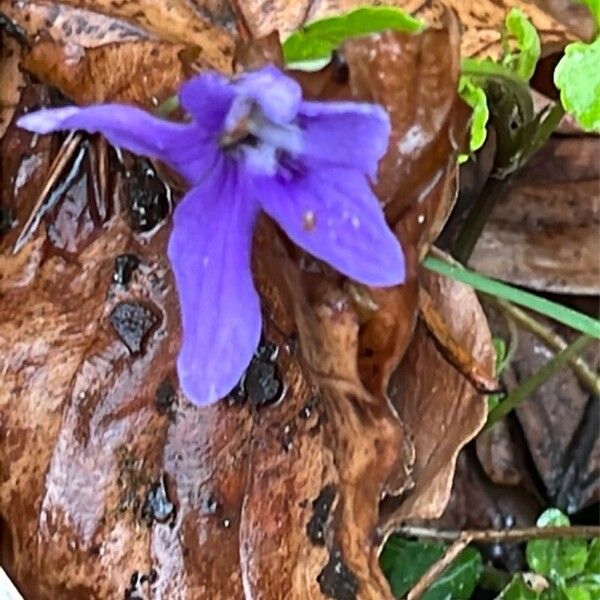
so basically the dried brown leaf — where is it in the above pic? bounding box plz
[470,136,600,295]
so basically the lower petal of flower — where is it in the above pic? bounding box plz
[254,165,405,287]
[168,160,262,406]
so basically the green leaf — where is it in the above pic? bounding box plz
[380,538,482,600]
[497,575,541,600]
[458,76,490,161]
[584,539,600,574]
[568,575,600,600]
[576,0,600,27]
[282,6,423,64]
[502,8,541,81]
[526,510,589,582]
[488,337,507,412]
[554,38,600,132]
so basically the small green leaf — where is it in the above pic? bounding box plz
[576,0,600,27]
[554,38,600,132]
[487,337,507,412]
[498,575,541,600]
[380,538,482,599]
[502,8,541,81]
[568,574,600,600]
[282,6,423,64]
[458,76,490,160]
[526,510,589,582]
[584,539,600,574]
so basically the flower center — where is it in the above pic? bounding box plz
[219,99,301,175]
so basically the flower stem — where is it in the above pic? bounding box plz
[486,334,593,428]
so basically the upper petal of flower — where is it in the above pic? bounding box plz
[233,65,302,124]
[168,159,262,406]
[17,104,216,186]
[254,166,405,287]
[178,71,236,128]
[298,101,391,179]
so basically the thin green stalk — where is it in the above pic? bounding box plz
[423,256,600,339]
[486,335,593,428]
[452,177,508,264]
[489,296,600,396]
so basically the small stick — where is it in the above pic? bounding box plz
[13,131,81,253]
[403,524,600,600]
[407,536,473,600]
[395,524,600,543]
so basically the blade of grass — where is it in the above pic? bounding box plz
[422,256,600,339]
[485,334,592,428]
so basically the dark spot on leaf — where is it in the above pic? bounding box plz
[307,485,336,546]
[205,495,219,515]
[126,162,170,232]
[228,340,283,408]
[331,50,349,84]
[113,254,140,286]
[109,302,158,354]
[317,546,358,600]
[245,360,282,408]
[141,476,175,526]
[155,379,177,418]
[0,206,14,236]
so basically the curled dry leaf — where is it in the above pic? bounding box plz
[470,135,600,295]
[238,0,571,58]
[1,17,495,600]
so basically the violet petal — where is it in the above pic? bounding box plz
[168,160,262,406]
[17,104,214,185]
[254,166,405,287]
[298,101,391,179]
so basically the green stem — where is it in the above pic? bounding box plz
[452,177,508,264]
[155,94,180,117]
[523,101,566,162]
[423,256,600,339]
[488,297,600,396]
[486,335,592,428]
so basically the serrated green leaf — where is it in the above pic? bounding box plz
[554,38,600,132]
[497,575,541,600]
[585,539,600,574]
[458,76,490,160]
[380,538,482,600]
[526,510,589,582]
[502,8,541,81]
[576,0,600,27]
[564,585,591,600]
[282,6,423,65]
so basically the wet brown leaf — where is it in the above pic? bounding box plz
[470,135,600,295]
[0,16,496,600]
[506,326,600,513]
[0,0,235,107]
[381,270,495,528]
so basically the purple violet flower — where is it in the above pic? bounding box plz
[18,65,405,407]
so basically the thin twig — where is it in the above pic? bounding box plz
[395,524,600,543]
[489,297,600,396]
[486,335,593,428]
[407,536,473,600]
[13,132,81,253]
